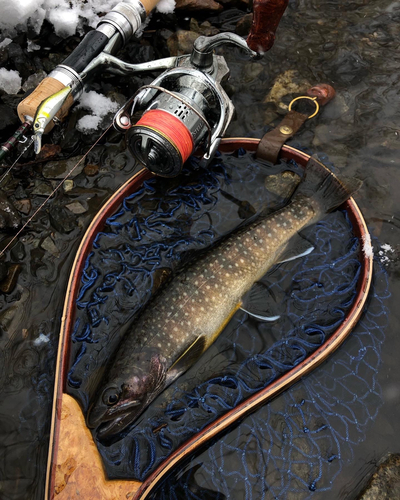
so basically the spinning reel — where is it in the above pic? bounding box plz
[109,33,258,177]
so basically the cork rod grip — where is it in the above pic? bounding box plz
[17,77,74,133]
[140,0,161,14]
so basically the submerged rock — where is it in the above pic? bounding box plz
[0,264,21,294]
[13,199,31,215]
[358,454,400,499]
[65,202,87,215]
[265,171,301,198]
[263,70,311,111]
[0,192,21,230]
[84,164,99,177]
[41,236,60,258]
[49,206,76,233]
[42,156,85,180]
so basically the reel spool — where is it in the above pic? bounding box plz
[118,68,229,177]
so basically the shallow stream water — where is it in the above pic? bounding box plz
[0,0,399,499]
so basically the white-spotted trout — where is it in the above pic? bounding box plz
[87,159,361,438]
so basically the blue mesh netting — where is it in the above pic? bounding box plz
[65,150,388,496]
[149,256,388,499]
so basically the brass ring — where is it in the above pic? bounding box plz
[288,96,320,119]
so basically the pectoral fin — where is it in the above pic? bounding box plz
[276,233,314,264]
[240,282,281,321]
[169,336,207,376]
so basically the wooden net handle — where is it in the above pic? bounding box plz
[17,77,74,133]
[247,0,289,52]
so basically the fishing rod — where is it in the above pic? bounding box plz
[0,0,289,168]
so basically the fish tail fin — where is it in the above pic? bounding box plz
[293,158,362,215]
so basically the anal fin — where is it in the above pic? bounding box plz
[240,282,281,322]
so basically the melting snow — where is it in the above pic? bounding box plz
[378,243,395,265]
[156,0,176,14]
[362,233,374,258]
[76,90,119,132]
[33,333,50,345]
[0,38,12,48]
[0,67,22,94]
[0,0,175,37]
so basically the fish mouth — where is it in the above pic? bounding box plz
[87,399,144,439]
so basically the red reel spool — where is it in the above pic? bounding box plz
[136,109,194,164]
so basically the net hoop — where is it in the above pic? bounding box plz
[45,139,373,500]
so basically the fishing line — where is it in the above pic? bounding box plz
[135,109,194,163]
[0,137,34,187]
[0,124,113,258]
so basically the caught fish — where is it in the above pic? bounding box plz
[87,161,361,438]
[32,86,72,154]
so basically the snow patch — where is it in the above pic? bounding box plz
[362,233,373,258]
[0,0,122,37]
[0,67,22,94]
[0,38,12,48]
[378,242,395,265]
[76,91,119,132]
[156,0,176,14]
[34,333,50,345]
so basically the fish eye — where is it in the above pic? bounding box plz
[102,388,120,406]
[34,123,39,128]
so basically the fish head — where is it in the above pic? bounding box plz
[87,349,167,439]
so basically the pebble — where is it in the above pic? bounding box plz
[13,185,28,200]
[37,144,62,161]
[22,70,47,92]
[65,202,87,215]
[0,264,21,294]
[10,241,26,261]
[84,164,99,177]
[263,70,311,110]
[13,199,31,215]
[41,237,60,258]
[49,206,76,233]
[63,180,74,192]
[358,454,400,499]
[42,156,85,180]
[0,192,21,230]
[31,182,54,197]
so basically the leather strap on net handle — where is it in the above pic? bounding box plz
[256,84,336,164]
[16,0,160,132]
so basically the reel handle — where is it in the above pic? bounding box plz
[247,0,289,53]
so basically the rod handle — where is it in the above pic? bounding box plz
[17,77,74,133]
[247,0,289,53]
